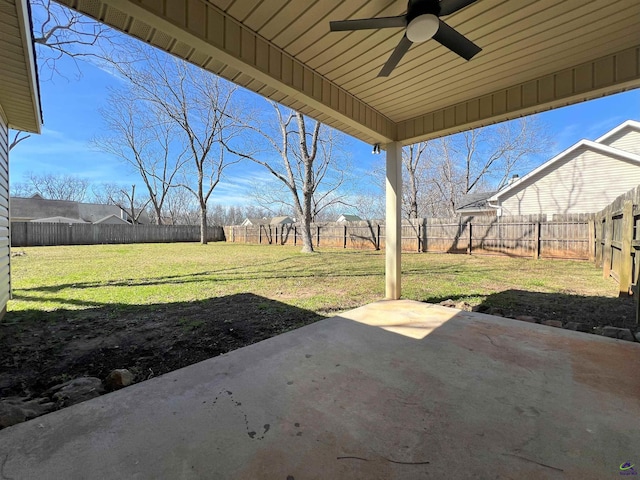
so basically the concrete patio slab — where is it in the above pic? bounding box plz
[1,300,639,479]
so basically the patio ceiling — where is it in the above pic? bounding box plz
[0,0,41,133]
[57,0,640,147]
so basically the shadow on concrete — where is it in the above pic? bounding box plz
[0,293,325,399]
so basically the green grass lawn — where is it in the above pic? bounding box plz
[9,242,624,321]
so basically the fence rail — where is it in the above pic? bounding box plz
[224,215,593,260]
[11,222,225,247]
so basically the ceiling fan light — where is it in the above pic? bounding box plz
[406,14,439,43]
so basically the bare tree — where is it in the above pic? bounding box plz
[402,142,431,219]
[92,86,188,224]
[92,182,150,224]
[104,42,242,243]
[8,0,119,152]
[12,172,89,201]
[396,116,551,217]
[235,104,350,253]
[30,0,117,79]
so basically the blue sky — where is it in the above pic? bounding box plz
[9,52,640,207]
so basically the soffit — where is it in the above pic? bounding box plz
[58,0,640,145]
[0,0,42,133]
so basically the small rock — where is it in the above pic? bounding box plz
[439,299,456,308]
[564,322,590,333]
[515,315,537,323]
[0,397,55,429]
[47,377,104,408]
[454,301,472,311]
[601,326,635,342]
[542,320,563,328]
[104,369,135,390]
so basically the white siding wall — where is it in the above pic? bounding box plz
[499,147,640,216]
[599,128,640,155]
[0,112,10,316]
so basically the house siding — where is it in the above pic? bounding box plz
[0,113,10,317]
[599,128,640,156]
[499,146,640,216]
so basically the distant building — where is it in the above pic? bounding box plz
[455,191,498,216]
[241,217,269,226]
[241,216,294,226]
[336,214,362,222]
[10,195,150,225]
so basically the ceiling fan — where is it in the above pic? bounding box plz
[329,0,481,77]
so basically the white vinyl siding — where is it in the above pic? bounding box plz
[0,113,10,315]
[499,146,640,216]
[599,128,640,156]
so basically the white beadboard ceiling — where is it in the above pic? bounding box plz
[56,0,640,145]
[0,0,41,133]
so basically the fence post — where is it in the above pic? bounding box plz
[603,211,613,280]
[533,221,540,260]
[316,226,320,247]
[344,225,347,249]
[619,200,634,296]
[294,226,297,246]
[588,219,596,263]
[259,225,262,244]
[377,224,381,250]
[467,221,472,255]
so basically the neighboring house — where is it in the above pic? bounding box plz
[31,216,87,224]
[10,195,148,224]
[241,216,294,226]
[336,214,362,222]
[270,216,294,225]
[1,0,42,317]
[455,191,498,216]
[93,215,129,225]
[241,217,269,226]
[488,120,640,217]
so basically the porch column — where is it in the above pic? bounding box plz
[385,142,402,299]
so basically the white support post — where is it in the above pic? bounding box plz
[385,142,402,299]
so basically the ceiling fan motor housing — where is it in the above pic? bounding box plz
[406,0,441,43]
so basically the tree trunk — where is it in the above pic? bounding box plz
[299,203,314,253]
[200,203,208,245]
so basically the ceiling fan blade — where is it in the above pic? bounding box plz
[432,19,481,60]
[378,34,413,77]
[330,16,406,32]
[439,0,479,16]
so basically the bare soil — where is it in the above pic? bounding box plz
[0,293,323,401]
[1,289,636,429]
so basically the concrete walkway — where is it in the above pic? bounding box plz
[1,300,639,479]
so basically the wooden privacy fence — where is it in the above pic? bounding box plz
[224,215,594,260]
[595,185,640,297]
[11,222,225,247]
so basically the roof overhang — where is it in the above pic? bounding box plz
[55,0,640,147]
[0,0,42,133]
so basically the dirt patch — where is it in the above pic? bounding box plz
[0,293,324,422]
